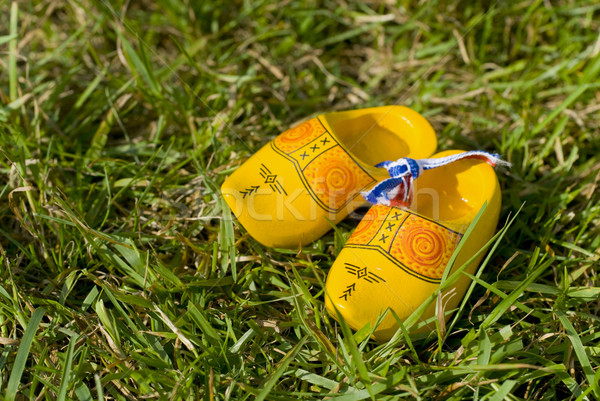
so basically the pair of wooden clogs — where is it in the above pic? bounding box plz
[221,106,503,341]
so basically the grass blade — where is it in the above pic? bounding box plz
[532,84,589,135]
[5,308,45,401]
[481,257,553,329]
[256,336,308,401]
[9,1,18,102]
[555,310,599,398]
[115,29,160,95]
[445,204,523,335]
[57,334,79,401]
[329,301,374,399]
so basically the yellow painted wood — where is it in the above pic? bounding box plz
[221,106,437,248]
[325,150,502,341]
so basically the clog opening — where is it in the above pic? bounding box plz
[411,157,495,224]
[322,111,412,166]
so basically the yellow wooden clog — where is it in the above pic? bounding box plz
[221,106,437,248]
[324,150,502,341]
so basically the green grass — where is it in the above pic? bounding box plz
[1,0,599,399]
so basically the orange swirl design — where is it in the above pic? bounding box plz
[304,146,374,210]
[322,163,357,203]
[347,205,392,245]
[390,214,461,279]
[403,228,446,267]
[274,118,325,153]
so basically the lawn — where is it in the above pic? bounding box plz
[0,0,599,399]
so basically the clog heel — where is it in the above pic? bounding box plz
[221,106,437,248]
[325,150,504,341]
